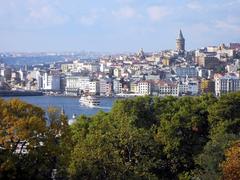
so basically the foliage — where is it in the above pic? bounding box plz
[221,140,240,180]
[0,99,71,179]
[1,92,240,179]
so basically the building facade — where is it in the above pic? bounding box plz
[215,74,240,96]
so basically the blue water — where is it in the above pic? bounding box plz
[3,96,117,118]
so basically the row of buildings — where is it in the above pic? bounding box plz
[1,31,240,97]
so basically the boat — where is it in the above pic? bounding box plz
[79,95,100,107]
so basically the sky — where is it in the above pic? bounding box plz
[0,0,240,53]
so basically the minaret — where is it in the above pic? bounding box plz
[176,30,185,52]
[61,106,65,115]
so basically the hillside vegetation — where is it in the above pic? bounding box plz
[1,93,240,179]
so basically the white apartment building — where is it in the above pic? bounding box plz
[42,72,60,91]
[36,71,43,90]
[215,74,240,96]
[66,76,90,91]
[88,81,100,95]
[138,81,151,95]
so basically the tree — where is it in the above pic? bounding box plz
[69,109,166,179]
[221,140,240,180]
[0,99,71,179]
[194,133,238,179]
[208,92,240,133]
[194,92,240,179]
[155,96,210,176]
[0,98,47,179]
[110,96,157,129]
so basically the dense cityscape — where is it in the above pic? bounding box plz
[1,30,240,98]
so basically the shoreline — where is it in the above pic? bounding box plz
[0,90,43,97]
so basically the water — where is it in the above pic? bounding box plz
[3,96,117,118]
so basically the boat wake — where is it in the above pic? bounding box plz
[94,106,111,110]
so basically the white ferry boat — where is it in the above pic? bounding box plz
[79,95,100,107]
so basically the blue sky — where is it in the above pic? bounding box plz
[0,0,240,52]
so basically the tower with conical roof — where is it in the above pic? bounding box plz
[176,30,185,52]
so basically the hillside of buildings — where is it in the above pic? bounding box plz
[1,92,240,179]
[1,32,240,98]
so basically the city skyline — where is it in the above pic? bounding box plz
[0,0,240,52]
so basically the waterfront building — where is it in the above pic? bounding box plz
[60,75,66,92]
[11,71,21,83]
[65,75,90,96]
[42,72,61,91]
[105,82,113,96]
[99,78,113,96]
[36,70,43,90]
[0,76,4,89]
[113,79,122,94]
[88,80,100,95]
[18,69,27,81]
[138,81,151,95]
[99,78,107,95]
[0,68,12,81]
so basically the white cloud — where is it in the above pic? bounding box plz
[186,1,202,11]
[215,19,240,33]
[147,6,169,22]
[112,6,139,19]
[25,0,68,25]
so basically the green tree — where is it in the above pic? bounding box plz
[156,96,211,176]
[195,92,240,179]
[69,108,166,179]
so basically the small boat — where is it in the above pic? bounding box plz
[79,95,100,107]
